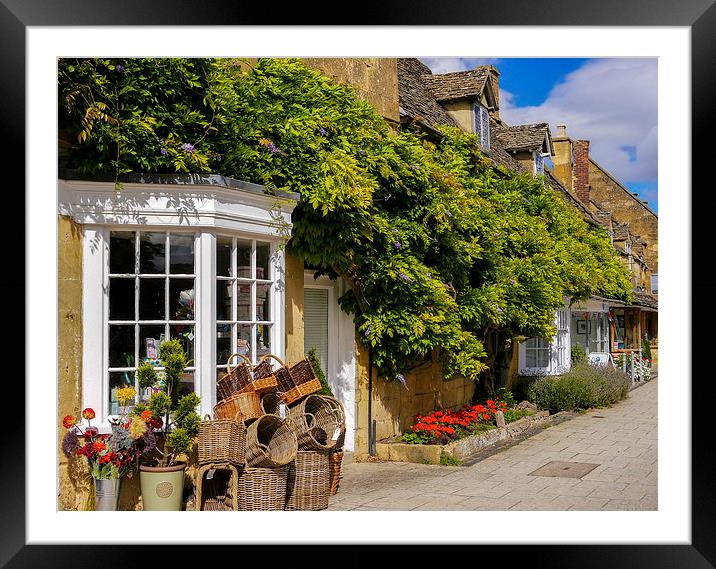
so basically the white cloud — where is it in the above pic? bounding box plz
[499,58,658,190]
[419,57,499,74]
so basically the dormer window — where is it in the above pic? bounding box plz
[474,103,490,152]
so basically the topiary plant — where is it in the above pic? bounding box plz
[307,347,334,397]
[133,338,201,467]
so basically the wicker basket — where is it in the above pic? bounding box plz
[195,462,239,511]
[285,450,330,511]
[287,395,342,452]
[328,450,343,496]
[315,396,346,451]
[245,414,298,468]
[282,357,322,404]
[198,413,247,465]
[237,465,289,511]
[260,392,288,416]
[217,353,254,400]
[253,354,294,393]
[213,391,262,422]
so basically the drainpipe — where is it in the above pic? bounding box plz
[368,346,375,456]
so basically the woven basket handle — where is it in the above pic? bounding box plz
[203,414,212,421]
[226,352,253,374]
[258,353,286,369]
[234,411,244,423]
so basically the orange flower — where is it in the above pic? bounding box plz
[141,410,153,421]
[92,441,106,453]
[81,408,96,420]
[62,415,75,429]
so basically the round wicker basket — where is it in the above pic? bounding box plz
[237,465,290,511]
[287,395,344,451]
[198,413,246,465]
[245,414,298,468]
[213,391,262,422]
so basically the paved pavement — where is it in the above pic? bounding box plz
[327,378,657,511]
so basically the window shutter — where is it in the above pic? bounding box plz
[304,288,329,375]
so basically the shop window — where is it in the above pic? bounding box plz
[107,231,196,416]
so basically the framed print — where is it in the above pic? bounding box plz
[9,0,712,567]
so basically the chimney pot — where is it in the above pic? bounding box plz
[556,125,567,137]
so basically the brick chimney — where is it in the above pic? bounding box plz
[573,139,591,206]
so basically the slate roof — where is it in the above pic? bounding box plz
[612,223,631,241]
[630,290,658,310]
[421,67,490,102]
[496,123,551,153]
[397,59,458,133]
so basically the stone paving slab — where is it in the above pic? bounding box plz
[327,378,657,511]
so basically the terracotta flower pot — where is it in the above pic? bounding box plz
[139,462,186,511]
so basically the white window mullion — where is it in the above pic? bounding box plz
[198,232,216,415]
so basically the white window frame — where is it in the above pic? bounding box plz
[66,179,295,429]
[651,273,658,294]
[519,309,571,375]
[474,103,490,151]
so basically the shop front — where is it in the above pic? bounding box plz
[569,297,611,356]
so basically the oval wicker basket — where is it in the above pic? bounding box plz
[198,413,247,465]
[217,353,254,400]
[315,395,346,451]
[282,357,322,404]
[245,414,298,468]
[285,450,330,511]
[287,395,343,451]
[237,465,289,511]
[328,450,343,496]
[213,391,262,422]
[260,392,287,416]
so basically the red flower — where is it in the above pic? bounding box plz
[92,441,106,453]
[62,415,76,429]
[141,410,153,421]
[81,408,96,420]
[482,413,490,420]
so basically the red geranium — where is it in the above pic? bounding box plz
[62,415,76,429]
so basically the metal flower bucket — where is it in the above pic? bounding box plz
[94,478,121,511]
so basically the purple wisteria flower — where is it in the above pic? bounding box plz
[363,325,372,337]
[215,152,222,161]
[396,373,406,387]
[393,241,401,250]
[398,271,410,282]
[360,149,366,155]
[181,143,195,153]
[319,128,327,136]
[160,148,167,156]
[510,279,515,285]
[115,64,124,74]
[496,307,504,314]
[267,143,280,154]
[445,209,453,218]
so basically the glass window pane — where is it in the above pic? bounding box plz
[109,371,136,415]
[170,278,195,320]
[256,283,271,321]
[526,350,536,368]
[139,232,166,274]
[256,242,270,280]
[537,349,549,368]
[216,324,232,365]
[109,277,135,321]
[256,324,271,360]
[236,239,252,278]
[109,325,135,368]
[237,283,251,321]
[170,324,195,363]
[237,325,252,359]
[216,236,233,277]
[139,278,165,320]
[176,371,195,398]
[109,232,135,274]
[139,324,166,362]
[216,280,233,321]
[170,234,194,274]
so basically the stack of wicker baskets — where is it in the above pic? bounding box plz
[194,353,347,511]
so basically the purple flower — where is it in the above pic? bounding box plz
[445,209,453,218]
[319,128,327,136]
[393,241,401,250]
[496,307,504,314]
[510,279,515,285]
[215,153,222,161]
[267,143,280,154]
[360,149,366,155]
[61,430,79,456]
[160,148,167,156]
[115,64,124,74]
[398,271,410,282]
[181,143,195,153]
[396,373,406,387]
[141,430,157,454]
[363,325,372,337]
[412,165,420,171]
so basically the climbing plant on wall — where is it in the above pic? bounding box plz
[58,57,632,383]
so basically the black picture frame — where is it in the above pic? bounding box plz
[5,1,709,567]
[577,320,587,335]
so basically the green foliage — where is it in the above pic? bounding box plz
[502,407,530,423]
[527,362,630,412]
[439,453,462,466]
[60,57,632,384]
[307,347,334,397]
[136,361,157,390]
[495,386,517,407]
[147,392,171,417]
[401,431,430,445]
[642,334,652,361]
[571,345,587,365]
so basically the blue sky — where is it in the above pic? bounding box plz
[420,58,658,212]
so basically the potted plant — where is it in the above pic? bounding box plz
[132,338,201,511]
[61,396,142,511]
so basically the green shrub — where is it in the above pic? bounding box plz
[307,347,334,397]
[642,334,652,362]
[571,345,586,364]
[526,362,630,412]
[439,453,462,466]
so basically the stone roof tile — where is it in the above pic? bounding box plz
[496,123,550,152]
